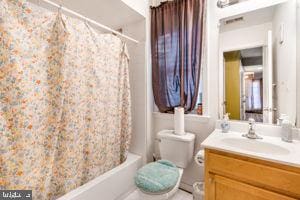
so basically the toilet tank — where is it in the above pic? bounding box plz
[157,130,195,168]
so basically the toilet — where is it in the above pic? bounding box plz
[135,130,195,200]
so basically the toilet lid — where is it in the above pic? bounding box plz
[135,160,179,194]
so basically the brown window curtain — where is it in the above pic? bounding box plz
[151,0,205,113]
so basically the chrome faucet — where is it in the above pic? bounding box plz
[242,118,262,139]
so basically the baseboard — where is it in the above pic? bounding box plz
[179,182,193,193]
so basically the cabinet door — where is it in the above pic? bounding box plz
[208,174,297,200]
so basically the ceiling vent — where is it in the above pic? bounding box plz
[217,0,240,8]
[224,17,244,25]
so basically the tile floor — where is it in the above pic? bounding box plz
[123,189,193,200]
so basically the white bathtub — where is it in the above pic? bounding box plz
[57,153,142,200]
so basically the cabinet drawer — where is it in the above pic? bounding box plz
[206,150,300,199]
[213,175,297,200]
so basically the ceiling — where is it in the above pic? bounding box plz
[241,47,263,67]
[29,0,145,30]
[240,47,263,58]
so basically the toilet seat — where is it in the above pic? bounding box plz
[135,160,179,195]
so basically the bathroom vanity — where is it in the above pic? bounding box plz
[202,129,300,200]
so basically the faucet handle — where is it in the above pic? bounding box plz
[248,118,255,125]
[248,118,256,132]
[242,118,262,139]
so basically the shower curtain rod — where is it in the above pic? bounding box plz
[39,0,139,44]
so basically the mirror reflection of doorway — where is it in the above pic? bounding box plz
[224,47,264,122]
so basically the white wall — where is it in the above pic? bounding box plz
[121,0,148,17]
[219,22,272,51]
[206,0,220,120]
[145,3,154,163]
[272,0,297,124]
[123,20,148,162]
[123,0,153,166]
[297,0,300,127]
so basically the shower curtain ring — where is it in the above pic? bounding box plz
[58,4,62,12]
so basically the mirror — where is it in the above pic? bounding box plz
[218,1,297,125]
[223,47,265,123]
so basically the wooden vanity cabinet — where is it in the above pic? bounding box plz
[204,149,300,200]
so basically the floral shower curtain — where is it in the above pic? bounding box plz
[0,1,131,199]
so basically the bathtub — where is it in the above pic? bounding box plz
[57,153,142,200]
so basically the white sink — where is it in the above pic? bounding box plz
[221,137,290,155]
[201,129,300,168]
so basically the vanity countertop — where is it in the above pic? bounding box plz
[201,129,300,168]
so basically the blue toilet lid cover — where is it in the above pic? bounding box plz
[134,160,179,194]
